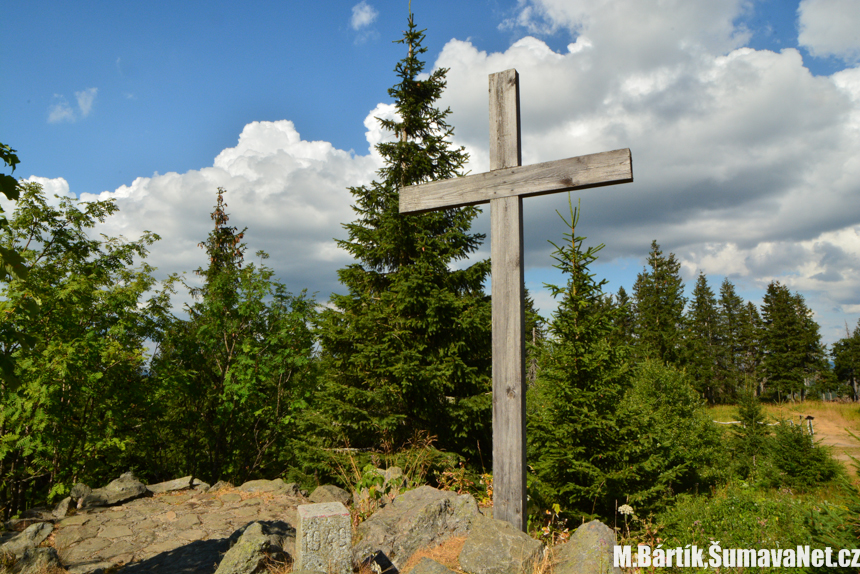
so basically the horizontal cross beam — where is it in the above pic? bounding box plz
[400,147,632,214]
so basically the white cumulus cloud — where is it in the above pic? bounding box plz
[798,0,860,63]
[72,119,381,305]
[432,1,860,343]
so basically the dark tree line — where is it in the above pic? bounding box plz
[614,240,840,404]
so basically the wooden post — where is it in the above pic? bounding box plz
[489,69,527,530]
[398,69,633,532]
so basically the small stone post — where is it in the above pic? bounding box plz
[296,502,352,574]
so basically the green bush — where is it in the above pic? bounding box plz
[616,360,727,513]
[762,421,841,491]
[655,482,841,573]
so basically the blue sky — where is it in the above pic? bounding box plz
[4,0,860,345]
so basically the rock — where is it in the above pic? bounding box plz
[146,475,210,495]
[1,519,43,533]
[70,483,92,506]
[0,522,53,558]
[52,497,74,519]
[16,546,62,574]
[19,507,50,520]
[79,472,149,509]
[458,516,544,574]
[354,486,481,569]
[309,484,351,506]
[553,520,621,574]
[296,502,351,574]
[210,480,234,492]
[67,561,113,574]
[236,478,299,496]
[360,550,397,574]
[215,522,277,574]
[411,557,457,574]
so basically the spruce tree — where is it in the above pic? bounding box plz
[528,199,630,518]
[317,14,491,457]
[760,281,828,401]
[685,273,720,402]
[716,278,746,397]
[609,285,634,348]
[731,387,769,479]
[832,320,860,400]
[632,240,687,364]
[739,301,763,393]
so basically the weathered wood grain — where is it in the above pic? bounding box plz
[396,67,633,533]
[489,69,521,171]
[491,196,527,531]
[488,69,527,532]
[399,148,632,214]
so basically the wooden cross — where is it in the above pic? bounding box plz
[400,69,633,531]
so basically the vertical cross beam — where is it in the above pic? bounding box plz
[489,69,527,531]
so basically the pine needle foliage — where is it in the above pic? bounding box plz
[760,281,829,401]
[528,198,630,518]
[685,273,720,402]
[317,14,491,457]
[632,240,687,365]
[731,388,769,479]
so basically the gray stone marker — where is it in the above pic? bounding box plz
[296,502,352,574]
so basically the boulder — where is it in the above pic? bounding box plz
[552,520,621,574]
[146,475,210,495]
[353,486,481,569]
[79,472,149,509]
[69,483,92,507]
[1,520,43,534]
[210,480,234,492]
[52,497,74,519]
[309,484,351,506]
[458,516,544,574]
[0,522,53,558]
[19,507,50,521]
[236,478,300,496]
[16,546,62,574]
[216,522,287,574]
[411,557,457,574]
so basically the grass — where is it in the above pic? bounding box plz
[709,400,860,478]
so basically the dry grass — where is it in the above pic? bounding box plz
[708,400,860,477]
[400,536,467,573]
[398,535,560,574]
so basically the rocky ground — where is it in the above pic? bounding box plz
[0,473,619,574]
[1,477,309,574]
